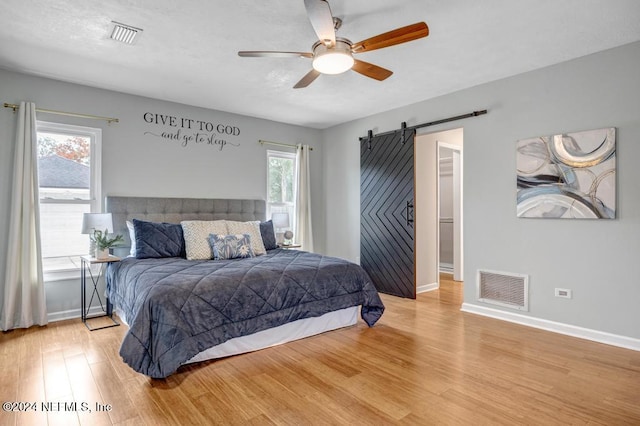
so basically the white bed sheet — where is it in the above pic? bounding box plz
[114,306,359,364]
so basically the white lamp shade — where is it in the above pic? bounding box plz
[271,212,290,229]
[81,213,113,234]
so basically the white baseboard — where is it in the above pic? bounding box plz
[461,303,640,352]
[417,282,439,294]
[47,306,105,323]
[439,263,453,274]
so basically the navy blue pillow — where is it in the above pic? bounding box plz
[259,220,278,250]
[133,219,186,259]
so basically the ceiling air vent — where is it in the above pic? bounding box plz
[109,21,143,45]
[477,269,529,311]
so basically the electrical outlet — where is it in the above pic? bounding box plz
[555,288,572,299]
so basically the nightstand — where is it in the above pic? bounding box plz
[80,255,121,331]
[280,244,302,249]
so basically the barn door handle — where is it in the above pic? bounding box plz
[405,200,414,227]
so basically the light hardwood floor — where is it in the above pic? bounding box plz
[1,275,639,425]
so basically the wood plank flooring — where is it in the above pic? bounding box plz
[1,274,639,425]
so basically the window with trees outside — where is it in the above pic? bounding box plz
[267,150,297,234]
[37,121,101,280]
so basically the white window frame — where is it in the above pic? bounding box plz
[266,150,298,229]
[37,121,102,282]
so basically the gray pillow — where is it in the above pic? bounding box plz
[260,220,278,250]
[133,219,186,259]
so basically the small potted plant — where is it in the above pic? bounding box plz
[91,229,124,259]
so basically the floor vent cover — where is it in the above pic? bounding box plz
[477,270,529,311]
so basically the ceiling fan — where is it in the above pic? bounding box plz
[238,0,429,88]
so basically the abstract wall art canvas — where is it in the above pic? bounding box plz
[516,127,616,219]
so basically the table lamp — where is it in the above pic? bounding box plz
[81,213,114,257]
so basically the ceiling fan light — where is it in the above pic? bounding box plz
[313,51,354,74]
[312,38,354,75]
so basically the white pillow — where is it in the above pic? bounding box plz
[181,220,228,260]
[226,220,266,256]
[126,220,136,257]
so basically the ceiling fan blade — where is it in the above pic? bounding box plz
[238,51,313,58]
[351,59,393,81]
[304,0,336,46]
[294,69,321,89]
[351,22,429,53]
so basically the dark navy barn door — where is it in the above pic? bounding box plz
[360,131,415,299]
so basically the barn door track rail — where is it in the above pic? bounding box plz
[359,109,487,142]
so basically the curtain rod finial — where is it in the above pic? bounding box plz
[3,102,18,113]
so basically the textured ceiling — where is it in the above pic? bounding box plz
[1,0,639,129]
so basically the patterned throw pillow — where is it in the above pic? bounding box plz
[209,234,254,260]
[181,220,228,260]
[226,220,267,255]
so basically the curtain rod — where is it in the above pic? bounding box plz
[359,109,487,141]
[3,102,119,124]
[258,139,313,151]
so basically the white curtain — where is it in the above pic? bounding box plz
[295,144,314,252]
[1,102,47,330]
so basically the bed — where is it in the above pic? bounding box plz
[104,196,384,378]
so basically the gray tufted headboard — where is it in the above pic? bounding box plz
[105,196,266,257]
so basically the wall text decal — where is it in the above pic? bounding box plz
[142,112,241,151]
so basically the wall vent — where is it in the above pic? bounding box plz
[477,269,529,311]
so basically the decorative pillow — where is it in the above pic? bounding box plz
[181,220,228,260]
[226,220,266,256]
[126,220,136,257]
[259,220,278,250]
[133,219,186,259]
[209,234,254,260]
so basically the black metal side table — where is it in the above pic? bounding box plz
[80,254,121,331]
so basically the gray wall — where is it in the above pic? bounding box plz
[0,68,324,318]
[322,41,640,340]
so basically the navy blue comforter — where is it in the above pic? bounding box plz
[106,249,384,378]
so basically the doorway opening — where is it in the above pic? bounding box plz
[437,141,463,283]
[415,128,463,293]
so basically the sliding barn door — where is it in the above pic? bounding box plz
[360,131,415,298]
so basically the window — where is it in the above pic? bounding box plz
[266,150,297,233]
[37,121,101,280]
